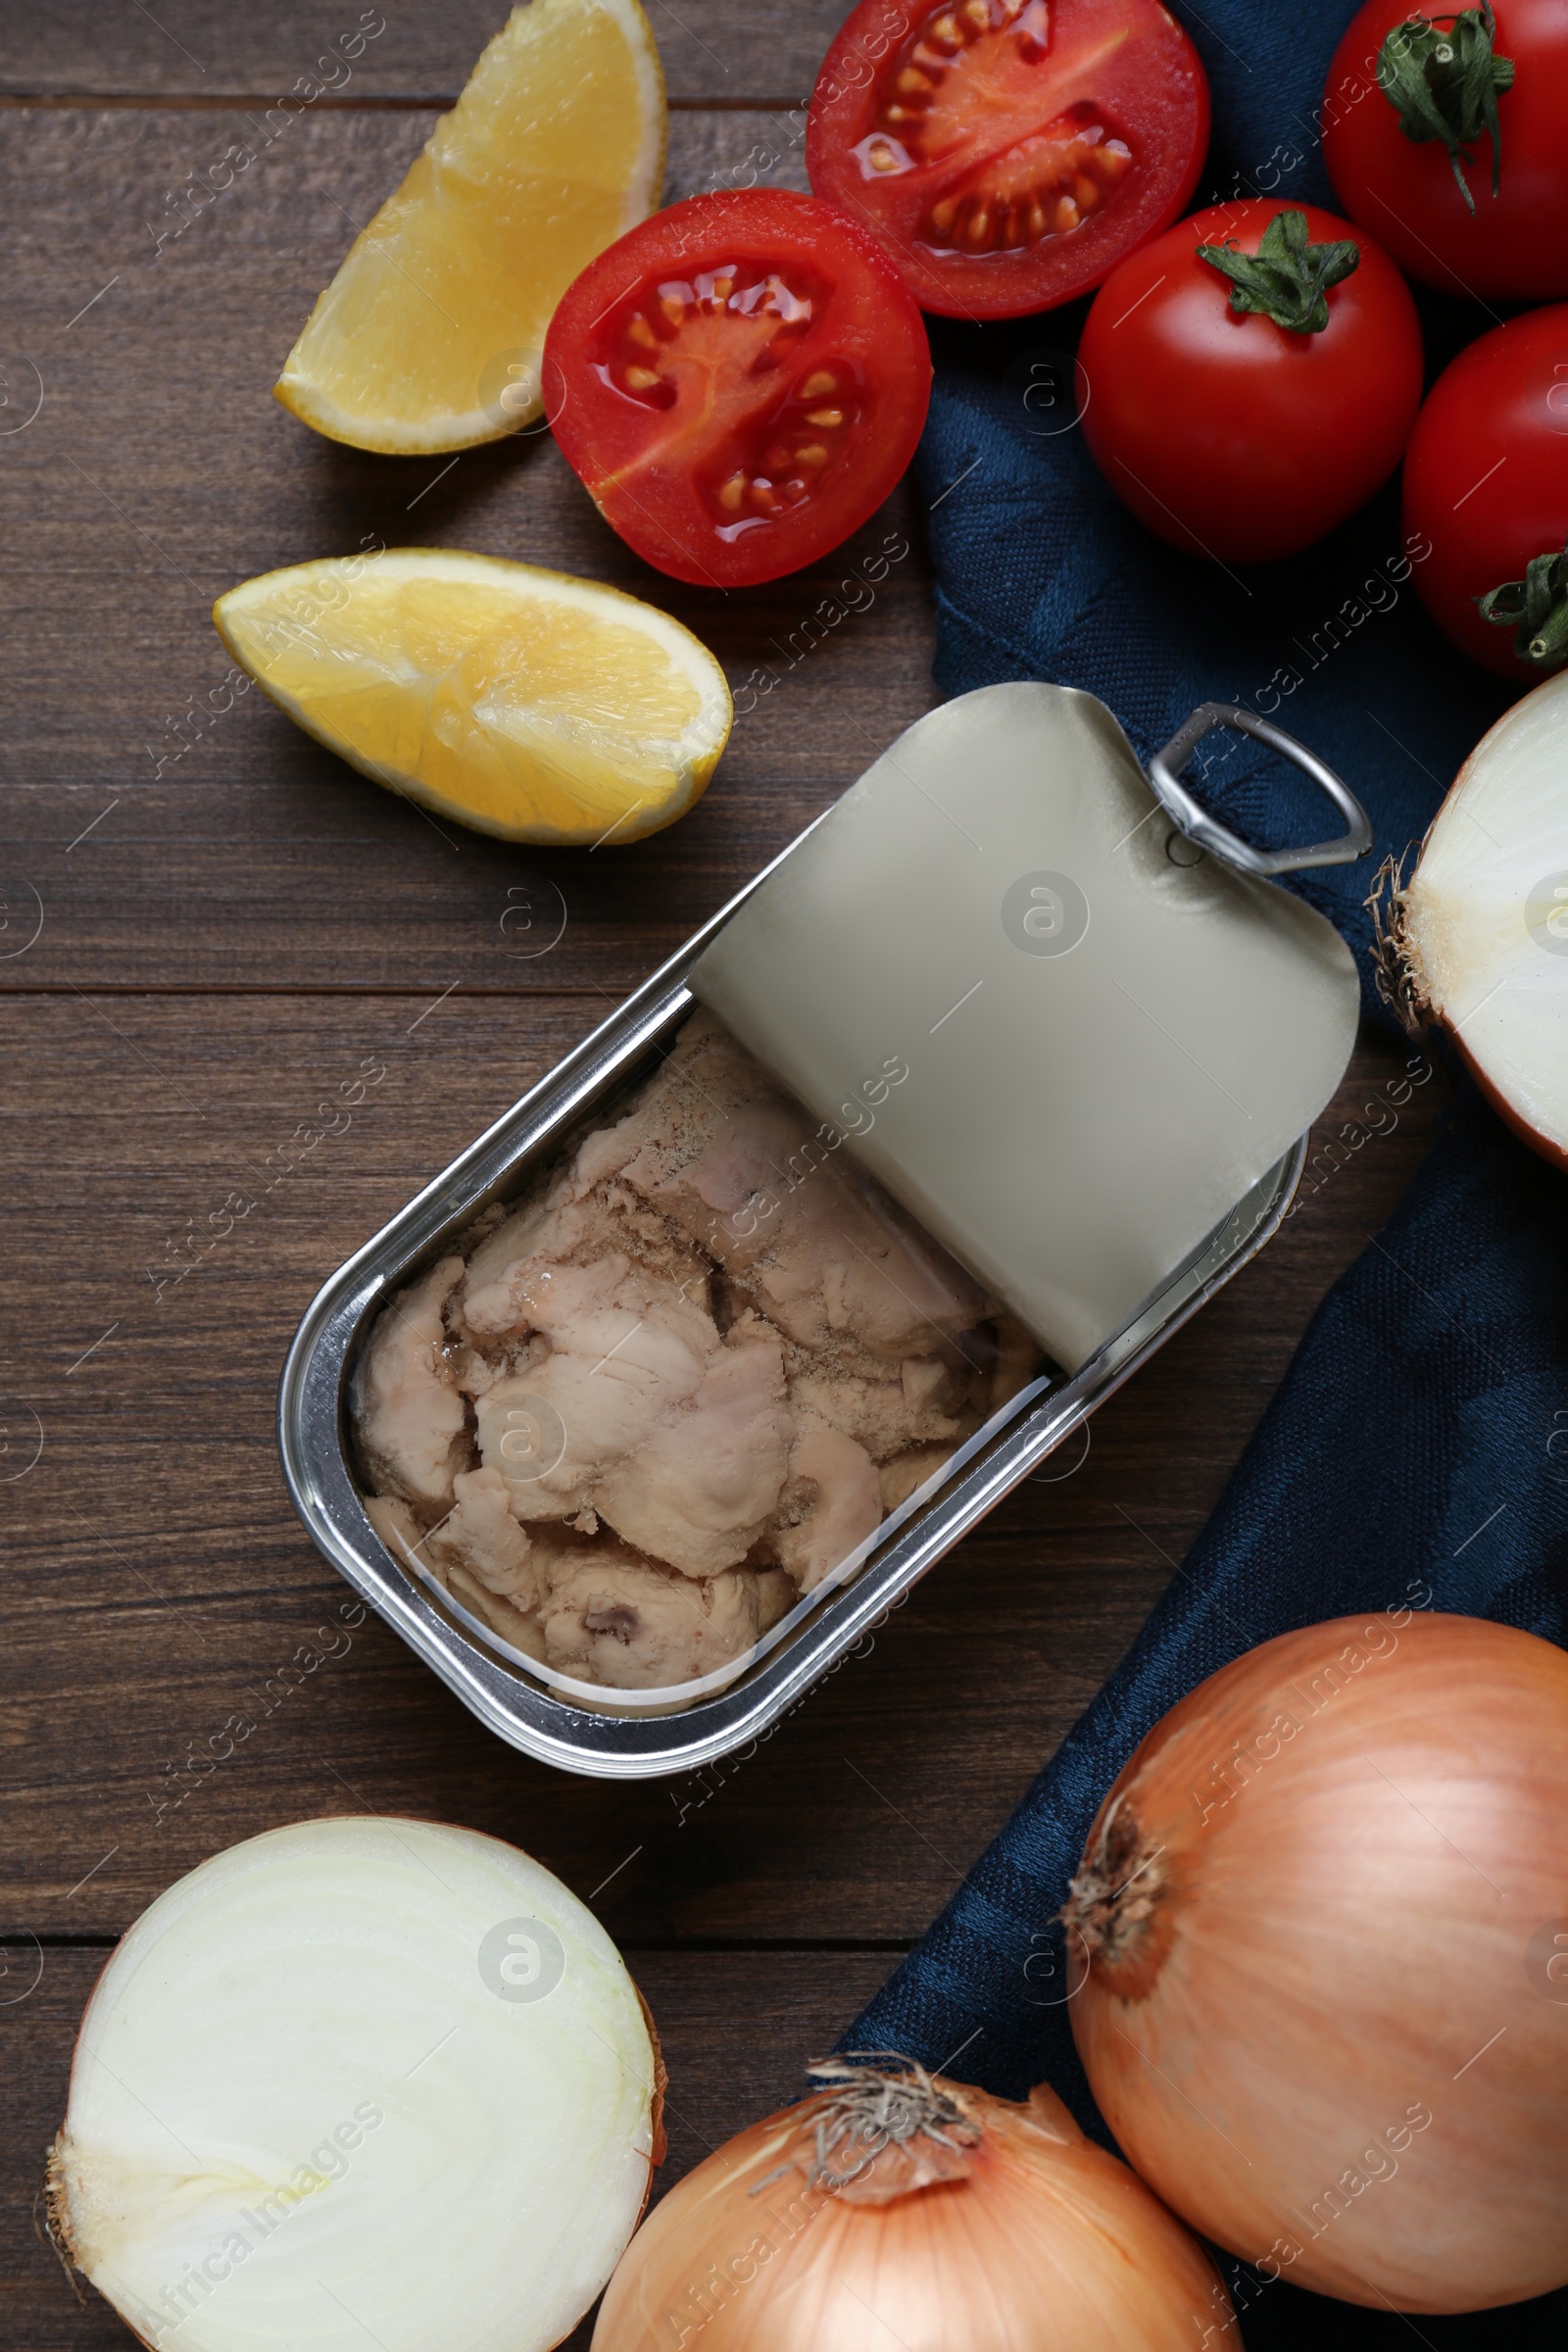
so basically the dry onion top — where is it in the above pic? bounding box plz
[592,2051,1230,2352]
[754,2055,983,2203]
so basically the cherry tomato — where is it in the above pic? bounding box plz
[1078,201,1424,564]
[1402,306,1568,679]
[805,0,1208,320]
[1323,0,1568,300]
[543,190,931,591]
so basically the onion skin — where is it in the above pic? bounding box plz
[592,2071,1230,2352]
[1066,1613,1568,2312]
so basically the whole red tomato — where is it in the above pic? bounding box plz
[1324,0,1568,300]
[1078,201,1424,565]
[1402,306,1568,678]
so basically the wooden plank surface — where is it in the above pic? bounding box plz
[1,2,848,103]
[0,9,1452,2347]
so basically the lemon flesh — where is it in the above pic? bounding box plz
[275,0,665,454]
[214,549,732,846]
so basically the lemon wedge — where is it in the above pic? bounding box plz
[214,549,732,846]
[274,0,665,454]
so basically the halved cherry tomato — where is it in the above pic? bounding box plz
[806,0,1209,319]
[543,189,931,590]
[1402,306,1568,678]
[1324,0,1568,301]
[1079,201,1424,564]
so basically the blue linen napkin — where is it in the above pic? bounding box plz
[841,4,1568,2340]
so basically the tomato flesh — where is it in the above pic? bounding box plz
[808,0,1209,318]
[545,192,931,588]
[1402,306,1568,679]
[856,1,1134,255]
[593,264,854,540]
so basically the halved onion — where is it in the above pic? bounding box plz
[593,2054,1231,2351]
[1373,667,1568,1167]
[49,1817,663,2352]
[1064,1612,1568,2311]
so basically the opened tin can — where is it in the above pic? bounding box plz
[278,687,1369,1779]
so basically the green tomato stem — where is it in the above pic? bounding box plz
[1194,207,1359,335]
[1478,543,1568,667]
[1375,5,1515,215]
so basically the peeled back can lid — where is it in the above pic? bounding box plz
[691,681,1362,1374]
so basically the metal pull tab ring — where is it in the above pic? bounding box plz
[1147,703,1373,879]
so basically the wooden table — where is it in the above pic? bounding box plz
[1,8,1446,2342]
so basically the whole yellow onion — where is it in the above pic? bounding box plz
[1065,1610,1568,2311]
[593,2054,1230,2352]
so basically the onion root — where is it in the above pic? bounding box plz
[1366,851,1434,1037]
[1060,1793,1169,1979]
